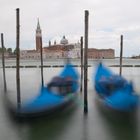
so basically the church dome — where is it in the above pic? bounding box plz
[60,36,68,45]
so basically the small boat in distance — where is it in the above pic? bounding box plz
[94,63,139,113]
[7,63,79,119]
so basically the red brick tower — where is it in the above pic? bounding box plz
[36,19,42,51]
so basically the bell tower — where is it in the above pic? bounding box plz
[36,19,42,51]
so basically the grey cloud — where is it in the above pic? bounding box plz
[0,0,140,56]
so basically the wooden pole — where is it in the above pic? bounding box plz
[1,33,7,93]
[120,35,123,76]
[40,37,44,88]
[80,36,83,93]
[16,8,21,109]
[84,10,89,114]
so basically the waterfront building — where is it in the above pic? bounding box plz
[20,19,42,59]
[20,50,40,59]
[43,36,80,59]
[68,42,81,58]
[98,49,115,59]
[19,20,115,59]
[87,48,115,59]
[43,44,65,59]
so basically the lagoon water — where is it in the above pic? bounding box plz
[0,58,140,140]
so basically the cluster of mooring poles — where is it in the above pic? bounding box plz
[0,8,44,111]
[1,9,124,114]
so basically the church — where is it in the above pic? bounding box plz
[20,20,114,59]
[20,20,81,59]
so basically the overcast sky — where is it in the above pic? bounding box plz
[0,0,140,57]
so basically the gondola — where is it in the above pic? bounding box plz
[6,63,79,118]
[94,63,139,113]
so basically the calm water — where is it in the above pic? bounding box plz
[0,59,140,140]
[1,58,140,67]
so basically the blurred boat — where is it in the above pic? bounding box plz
[7,63,79,118]
[94,63,139,112]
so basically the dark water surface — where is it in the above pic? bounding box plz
[0,59,140,140]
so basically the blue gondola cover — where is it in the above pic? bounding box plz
[94,63,139,112]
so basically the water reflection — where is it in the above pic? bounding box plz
[82,114,89,140]
[0,64,140,140]
[95,100,139,140]
[27,103,78,140]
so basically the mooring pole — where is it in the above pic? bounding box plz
[40,37,44,88]
[1,33,7,93]
[120,35,123,76]
[84,10,89,114]
[16,8,21,109]
[80,36,83,93]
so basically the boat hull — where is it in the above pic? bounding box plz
[5,63,79,119]
[6,91,78,119]
[94,63,139,113]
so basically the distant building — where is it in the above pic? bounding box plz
[20,19,42,59]
[19,20,115,59]
[43,37,80,59]
[20,50,40,59]
[43,44,64,58]
[99,49,115,59]
[87,48,115,59]
[68,43,81,58]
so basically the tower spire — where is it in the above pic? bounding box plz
[37,18,40,30]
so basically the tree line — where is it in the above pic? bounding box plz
[0,47,17,54]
